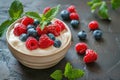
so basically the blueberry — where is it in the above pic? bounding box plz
[19,33,28,42]
[93,30,102,40]
[54,39,62,48]
[70,20,79,28]
[77,30,87,40]
[27,24,35,30]
[47,33,55,40]
[60,10,70,20]
[33,19,40,27]
[27,28,38,37]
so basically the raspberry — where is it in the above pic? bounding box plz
[43,7,51,14]
[39,34,54,48]
[47,24,61,36]
[70,12,79,20]
[83,49,98,63]
[36,25,48,36]
[67,5,76,13]
[75,42,88,54]
[21,16,34,26]
[88,21,99,30]
[54,20,66,31]
[13,23,27,36]
[25,37,39,50]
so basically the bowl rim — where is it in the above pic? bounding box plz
[6,18,72,57]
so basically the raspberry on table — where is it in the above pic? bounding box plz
[13,23,27,36]
[75,42,88,54]
[39,34,54,49]
[25,37,39,50]
[21,16,34,26]
[83,49,98,63]
[67,5,76,13]
[88,21,99,30]
[70,12,79,20]
[43,7,51,14]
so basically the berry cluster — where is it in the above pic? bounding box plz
[75,42,98,63]
[60,5,80,28]
[77,20,103,40]
[13,16,66,50]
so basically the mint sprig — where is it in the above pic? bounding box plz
[0,0,23,37]
[50,62,85,80]
[88,0,120,20]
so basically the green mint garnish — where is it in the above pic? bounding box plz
[50,62,85,80]
[111,0,120,9]
[0,0,23,37]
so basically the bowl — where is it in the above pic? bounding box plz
[6,18,72,69]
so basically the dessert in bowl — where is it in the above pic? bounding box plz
[6,16,72,69]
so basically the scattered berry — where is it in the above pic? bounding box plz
[93,30,102,40]
[70,20,79,28]
[83,49,98,63]
[13,23,27,36]
[33,19,40,27]
[25,37,38,50]
[47,33,56,41]
[54,20,66,31]
[54,39,62,48]
[60,10,70,20]
[77,30,87,40]
[43,7,51,14]
[21,16,34,26]
[75,42,88,54]
[27,28,38,37]
[67,5,76,13]
[70,12,79,20]
[88,21,99,30]
[39,34,54,48]
[19,33,28,42]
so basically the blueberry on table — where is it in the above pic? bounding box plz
[54,39,62,48]
[19,33,28,42]
[70,20,79,28]
[77,30,87,40]
[60,10,70,20]
[93,30,102,40]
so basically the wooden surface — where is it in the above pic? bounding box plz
[0,0,120,80]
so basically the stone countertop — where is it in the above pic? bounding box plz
[0,0,120,80]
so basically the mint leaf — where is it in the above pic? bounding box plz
[111,0,120,9]
[0,20,14,36]
[91,2,102,13]
[50,70,63,80]
[88,0,101,6]
[43,5,60,21]
[40,21,48,30]
[9,0,23,20]
[25,11,41,21]
[64,63,84,80]
[98,1,110,20]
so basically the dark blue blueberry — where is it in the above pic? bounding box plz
[27,28,38,37]
[27,24,35,30]
[19,33,28,42]
[93,30,102,40]
[33,19,40,27]
[60,10,70,20]
[70,20,79,28]
[54,39,62,48]
[77,30,87,40]
[47,33,55,40]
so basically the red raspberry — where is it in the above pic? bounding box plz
[67,5,76,13]
[21,16,34,26]
[43,7,51,14]
[47,24,61,36]
[70,12,79,20]
[36,25,48,36]
[75,42,88,54]
[13,23,27,36]
[88,21,99,30]
[39,34,54,48]
[83,49,98,63]
[25,37,39,50]
[54,20,66,31]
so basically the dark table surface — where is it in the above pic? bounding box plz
[0,0,120,80]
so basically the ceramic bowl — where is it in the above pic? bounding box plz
[6,18,72,69]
